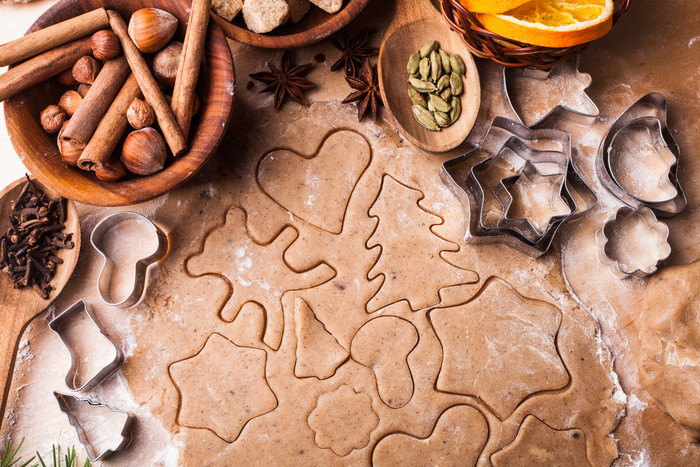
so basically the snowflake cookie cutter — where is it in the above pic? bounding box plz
[91,211,168,308]
[49,300,123,392]
[54,392,135,462]
[441,117,597,257]
[595,206,671,279]
[596,92,686,217]
[502,57,600,129]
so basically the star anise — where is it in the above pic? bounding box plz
[331,29,378,77]
[250,50,316,110]
[342,60,382,122]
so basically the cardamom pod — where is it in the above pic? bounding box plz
[434,111,452,128]
[440,87,452,101]
[407,52,421,75]
[430,50,441,83]
[429,93,451,113]
[437,74,450,92]
[450,54,465,76]
[439,49,451,74]
[409,77,436,93]
[413,105,440,131]
[419,40,439,58]
[450,72,464,96]
[408,87,427,108]
[450,96,461,123]
[419,57,430,81]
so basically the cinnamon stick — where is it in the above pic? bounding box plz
[0,9,109,67]
[77,74,141,172]
[107,10,187,157]
[0,38,92,103]
[60,56,130,151]
[172,0,211,141]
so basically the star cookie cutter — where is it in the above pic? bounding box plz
[596,92,686,217]
[49,300,123,392]
[54,392,135,462]
[91,212,168,308]
[442,117,597,257]
[595,206,671,279]
[502,57,600,128]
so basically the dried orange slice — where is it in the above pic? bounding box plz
[478,0,614,48]
[460,0,532,14]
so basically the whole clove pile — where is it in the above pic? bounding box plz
[0,176,74,299]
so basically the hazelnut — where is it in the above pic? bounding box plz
[153,41,182,86]
[58,90,83,117]
[121,127,167,175]
[95,157,129,182]
[77,83,91,98]
[128,8,178,53]
[57,121,81,166]
[40,105,67,134]
[72,56,100,85]
[127,98,155,129]
[57,69,78,86]
[91,30,121,61]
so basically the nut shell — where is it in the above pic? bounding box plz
[128,8,178,53]
[77,84,91,98]
[127,98,155,130]
[40,105,67,134]
[153,41,182,86]
[57,69,78,86]
[57,120,81,166]
[91,30,122,61]
[95,157,129,182]
[72,56,101,85]
[58,90,83,117]
[121,127,167,175]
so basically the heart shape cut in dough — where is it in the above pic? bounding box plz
[257,130,371,234]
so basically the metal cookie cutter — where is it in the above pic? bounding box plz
[54,392,134,462]
[91,211,168,308]
[596,92,686,217]
[595,206,671,279]
[503,57,600,128]
[49,300,123,391]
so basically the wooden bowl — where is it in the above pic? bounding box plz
[210,0,370,49]
[4,0,234,206]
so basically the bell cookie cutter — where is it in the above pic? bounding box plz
[49,300,123,392]
[502,57,600,129]
[54,392,135,462]
[595,206,671,279]
[91,211,168,308]
[596,92,686,217]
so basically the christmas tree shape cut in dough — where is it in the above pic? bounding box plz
[257,130,371,234]
[373,405,488,467]
[169,333,277,443]
[294,298,349,379]
[186,207,334,350]
[491,415,590,466]
[366,175,478,312]
[430,278,568,419]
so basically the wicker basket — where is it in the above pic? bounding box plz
[439,0,632,69]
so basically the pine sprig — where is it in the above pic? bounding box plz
[1,439,90,467]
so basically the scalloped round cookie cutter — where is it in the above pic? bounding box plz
[91,211,168,308]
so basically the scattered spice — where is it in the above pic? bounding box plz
[250,50,316,110]
[314,53,325,63]
[246,80,254,91]
[0,176,75,299]
[342,60,382,122]
[331,29,378,77]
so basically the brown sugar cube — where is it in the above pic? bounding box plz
[286,0,310,23]
[309,0,342,13]
[212,0,244,21]
[242,0,289,33]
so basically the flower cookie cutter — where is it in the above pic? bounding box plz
[596,92,686,217]
[54,392,135,462]
[91,211,168,308]
[595,206,671,279]
[49,300,123,392]
[502,57,599,128]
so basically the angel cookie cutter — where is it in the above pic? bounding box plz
[91,211,168,308]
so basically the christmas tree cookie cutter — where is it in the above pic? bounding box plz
[596,92,686,217]
[91,211,169,308]
[49,300,123,392]
[54,392,135,462]
[595,206,671,279]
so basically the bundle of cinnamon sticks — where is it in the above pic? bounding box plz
[0,0,212,183]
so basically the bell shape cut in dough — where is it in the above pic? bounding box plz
[294,298,349,379]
